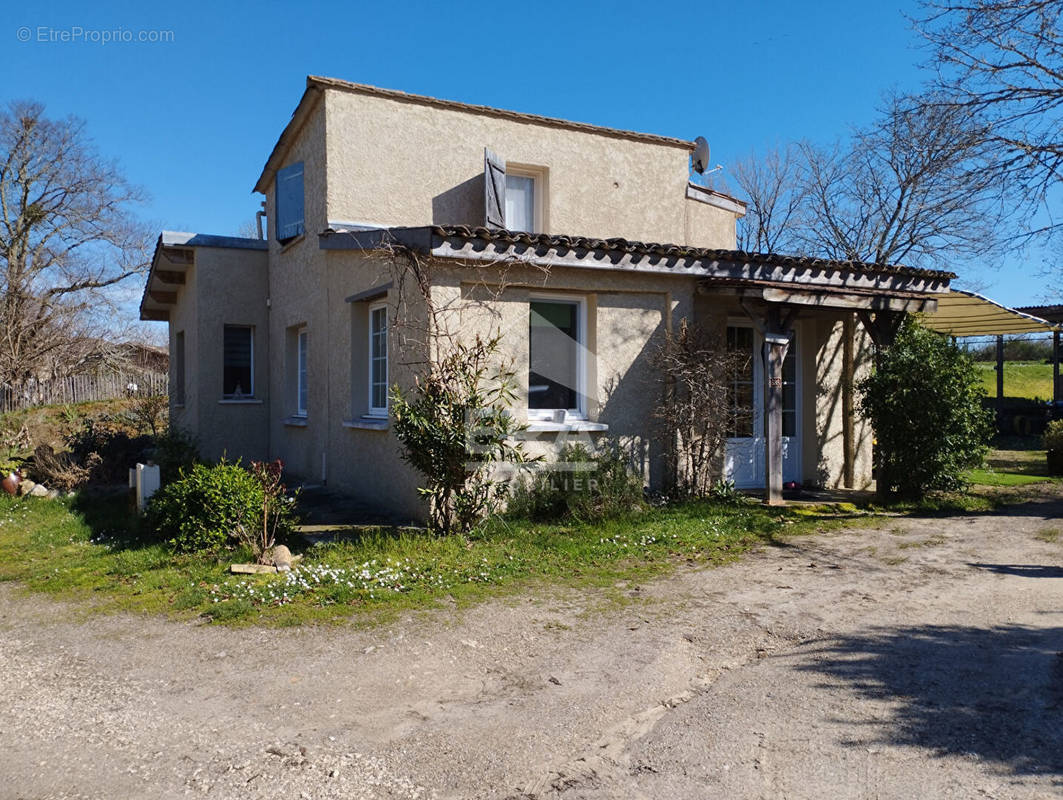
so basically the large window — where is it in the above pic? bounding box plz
[726,326,754,438]
[368,303,388,416]
[529,298,584,418]
[296,327,309,417]
[505,173,536,232]
[223,325,253,398]
[782,337,797,437]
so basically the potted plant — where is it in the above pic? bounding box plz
[0,458,22,496]
[1046,419,1063,476]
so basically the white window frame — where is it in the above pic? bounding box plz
[505,164,546,233]
[367,302,388,417]
[222,325,254,399]
[295,326,309,417]
[527,294,587,421]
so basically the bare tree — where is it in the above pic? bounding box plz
[917,1,1063,209]
[726,145,809,254]
[0,101,152,389]
[798,92,1009,268]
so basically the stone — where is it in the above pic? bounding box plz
[272,544,293,572]
[45,489,60,500]
[29,484,48,497]
[17,479,36,497]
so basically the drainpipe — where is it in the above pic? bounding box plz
[255,201,267,240]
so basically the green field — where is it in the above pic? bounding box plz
[974,361,1056,400]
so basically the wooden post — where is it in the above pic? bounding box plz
[842,315,855,489]
[763,331,791,506]
[996,334,1005,428]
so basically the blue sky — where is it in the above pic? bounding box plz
[3,0,1056,313]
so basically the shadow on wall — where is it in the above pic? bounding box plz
[794,623,1063,776]
[432,175,482,226]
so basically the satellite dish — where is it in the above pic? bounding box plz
[692,136,710,174]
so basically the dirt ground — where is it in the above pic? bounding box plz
[2,488,1061,800]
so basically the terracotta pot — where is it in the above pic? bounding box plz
[1,470,21,496]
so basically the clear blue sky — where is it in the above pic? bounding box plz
[3,0,1056,312]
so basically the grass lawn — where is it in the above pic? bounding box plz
[965,438,1061,487]
[0,491,872,626]
[974,361,1056,400]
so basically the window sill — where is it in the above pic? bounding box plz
[218,398,263,405]
[278,233,305,253]
[342,416,389,431]
[282,416,308,427]
[524,421,609,433]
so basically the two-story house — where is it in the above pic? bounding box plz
[140,76,953,519]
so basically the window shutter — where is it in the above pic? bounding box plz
[484,148,506,229]
[275,161,305,241]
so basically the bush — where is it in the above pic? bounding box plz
[66,417,153,485]
[148,426,199,483]
[1046,419,1063,475]
[147,460,266,553]
[507,443,644,523]
[858,317,994,498]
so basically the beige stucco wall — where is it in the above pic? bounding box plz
[175,246,270,463]
[321,88,737,248]
[168,260,198,436]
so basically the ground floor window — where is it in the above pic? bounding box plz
[368,303,388,416]
[223,325,253,398]
[296,327,308,416]
[529,297,584,418]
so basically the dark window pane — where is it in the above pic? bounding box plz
[223,326,252,397]
[783,410,796,437]
[529,301,579,410]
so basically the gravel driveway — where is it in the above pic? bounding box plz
[2,487,1061,799]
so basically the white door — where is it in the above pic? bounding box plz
[723,324,801,488]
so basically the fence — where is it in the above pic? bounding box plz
[0,371,169,414]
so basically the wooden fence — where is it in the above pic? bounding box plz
[0,371,169,413]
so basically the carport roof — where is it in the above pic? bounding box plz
[920,290,1062,336]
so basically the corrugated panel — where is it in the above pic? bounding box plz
[920,290,1061,336]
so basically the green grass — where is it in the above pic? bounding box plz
[0,493,870,626]
[975,361,1055,400]
[965,442,1061,487]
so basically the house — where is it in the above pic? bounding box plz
[139,76,953,519]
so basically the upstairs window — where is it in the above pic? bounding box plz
[528,298,585,418]
[368,303,388,416]
[275,161,305,242]
[505,173,536,232]
[223,325,254,398]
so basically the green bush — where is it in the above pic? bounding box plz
[66,417,153,484]
[858,317,994,498]
[146,460,265,553]
[507,443,643,523]
[1046,420,1063,475]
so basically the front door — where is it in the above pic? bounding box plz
[723,323,801,488]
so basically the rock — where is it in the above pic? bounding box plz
[45,489,60,500]
[272,544,293,572]
[29,484,48,497]
[17,479,36,497]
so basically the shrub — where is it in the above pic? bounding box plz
[26,444,90,492]
[391,333,529,535]
[507,443,643,523]
[148,426,199,483]
[234,460,299,564]
[858,317,994,498]
[147,460,265,553]
[1046,420,1063,475]
[708,478,743,504]
[66,417,152,485]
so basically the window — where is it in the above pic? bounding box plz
[223,325,253,398]
[726,325,754,438]
[173,331,185,406]
[368,303,388,416]
[782,336,797,437]
[505,173,536,233]
[296,327,308,416]
[529,298,585,418]
[275,161,304,242]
